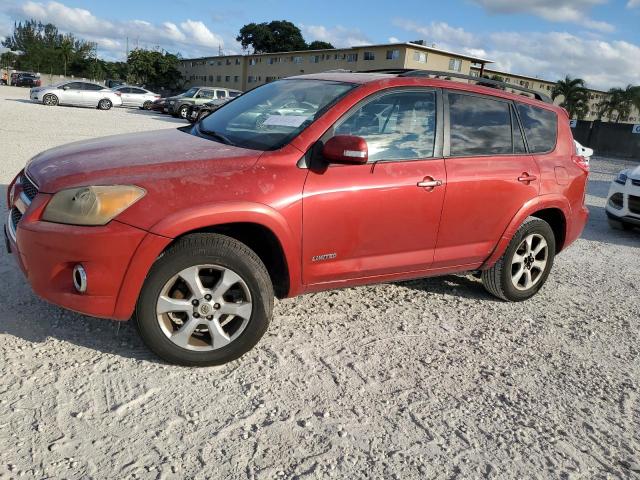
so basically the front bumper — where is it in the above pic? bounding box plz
[6,193,149,319]
[605,178,640,221]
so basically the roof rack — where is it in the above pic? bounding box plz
[399,70,553,103]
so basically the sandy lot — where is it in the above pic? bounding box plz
[0,85,639,479]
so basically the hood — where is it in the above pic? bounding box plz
[26,128,263,193]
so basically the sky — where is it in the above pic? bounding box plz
[0,0,639,91]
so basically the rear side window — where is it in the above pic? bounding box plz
[448,93,512,156]
[515,104,558,153]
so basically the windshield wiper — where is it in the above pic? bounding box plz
[197,126,235,146]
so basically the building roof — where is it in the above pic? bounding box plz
[181,42,494,65]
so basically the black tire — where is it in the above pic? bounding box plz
[608,217,633,231]
[481,217,556,301]
[178,104,189,119]
[98,99,113,110]
[142,101,152,110]
[136,233,274,366]
[43,93,58,106]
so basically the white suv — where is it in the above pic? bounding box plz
[606,166,640,230]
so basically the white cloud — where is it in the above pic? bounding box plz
[3,1,232,59]
[627,0,640,7]
[472,0,614,32]
[302,24,371,48]
[395,18,640,90]
[388,36,400,43]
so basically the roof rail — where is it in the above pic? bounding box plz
[399,70,553,103]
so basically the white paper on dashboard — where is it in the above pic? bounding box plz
[262,115,309,127]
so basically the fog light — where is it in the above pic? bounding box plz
[73,264,87,293]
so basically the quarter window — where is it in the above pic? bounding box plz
[448,93,512,156]
[516,103,558,153]
[334,90,437,161]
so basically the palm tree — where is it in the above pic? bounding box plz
[600,85,636,123]
[551,76,589,119]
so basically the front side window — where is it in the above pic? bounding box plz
[448,93,512,156]
[83,83,104,91]
[334,90,437,161]
[197,90,216,99]
[197,79,356,151]
[516,103,558,153]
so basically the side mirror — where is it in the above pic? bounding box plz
[322,135,368,164]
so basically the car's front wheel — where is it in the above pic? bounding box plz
[178,105,189,119]
[43,94,58,106]
[136,234,274,366]
[98,99,113,110]
[482,217,556,301]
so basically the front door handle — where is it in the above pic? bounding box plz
[518,173,537,183]
[417,178,443,189]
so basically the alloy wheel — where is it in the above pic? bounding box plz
[156,264,253,351]
[511,233,548,291]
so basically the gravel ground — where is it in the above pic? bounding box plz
[0,85,639,479]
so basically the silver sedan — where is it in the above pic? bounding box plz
[111,86,160,109]
[30,81,123,110]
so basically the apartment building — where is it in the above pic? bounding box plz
[179,41,492,92]
[470,67,638,123]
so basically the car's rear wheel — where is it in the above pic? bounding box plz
[98,99,113,110]
[482,217,556,301]
[136,233,274,366]
[142,100,152,110]
[43,94,58,106]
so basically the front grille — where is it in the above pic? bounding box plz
[10,207,22,229]
[629,195,640,215]
[632,179,640,187]
[21,174,39,201]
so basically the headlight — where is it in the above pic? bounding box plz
[42,185,145,226]
[614,171,628,185]
[169,100,175,105]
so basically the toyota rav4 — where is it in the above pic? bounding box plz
[6,72,589,366]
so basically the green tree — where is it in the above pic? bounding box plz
[237,20,307,53]
[307,40,334,50]
[127,48,182,90]
[600,85,636,123]
[551,76,589,119]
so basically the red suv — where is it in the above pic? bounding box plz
[6,72,589,366]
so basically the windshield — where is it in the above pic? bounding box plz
[179,87,199,98]
[196,79,356,150]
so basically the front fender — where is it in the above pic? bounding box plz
[481,194,571,269]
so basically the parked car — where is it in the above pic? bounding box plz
[186,99,230,123]
[111,85,160,109]
[166,87,241,119]
[30,81,123,110]
[13,72,41,87]
[606,165,640,230]
[6,72,589,366]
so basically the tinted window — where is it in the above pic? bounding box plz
[130,88,146,94]
[65,82,85,90]
[516,104,558,153]
[511,106,527,154]
[197,89,216,99]
[335,90,436,161]
[118,87,132,93]
[449,93,512,156]
[216,90,227,99]
[83,83,104,91]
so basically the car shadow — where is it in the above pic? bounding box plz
[394,274,499,301]
[5,98,37,104]
[123,108,188,124]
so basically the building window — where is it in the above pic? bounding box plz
[448,58,462,72]
[310,55,321,63]
[346,53,358,62]
[235,58,241,65]
[234,75,239,82]
[216,75,221,82]
[413,51,427,63]
[208,75,213,82]
[292,56,303,64]
[249,58,257,65]
[225,76,230,82]
[364,51,375,61]
[248,76,255,83]
[386,49,399,60]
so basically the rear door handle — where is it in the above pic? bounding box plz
[518,173,537,183]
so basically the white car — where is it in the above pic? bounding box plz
[30,81,123,110]
[606,165,640,230]
[111,85,160,109]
